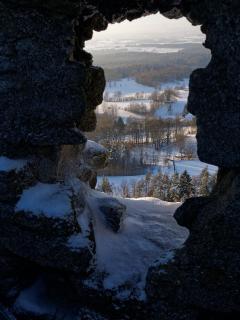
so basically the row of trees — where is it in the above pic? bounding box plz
[88,111,196,176]
[103,88,179,104]
[98,167,217,202]
[89,111,194,148]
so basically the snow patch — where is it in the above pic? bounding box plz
[105,78,155,97]
[85,140,106,154]
[86,192,188,300]
[0,156,28,172]
[67,233,90,251]
[15,183,72,218]
[155,89,191,119]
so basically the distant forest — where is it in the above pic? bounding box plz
[91,43,210,87]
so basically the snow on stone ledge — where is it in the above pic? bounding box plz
[14,180,188,302]
[0,156,28,172]
[86,192,188,300]
[15,183,72,218]
[84,140,106,154]
[67,233,90,252]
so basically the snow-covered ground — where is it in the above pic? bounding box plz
[155,89,192,120]
[96,100,151,122]
[105,78,189,98]
[87,38,183,53]
[98,78,191,121]
[97,104,144,122]
[14,187,188,310]
[105,78,156,97]
[86,192,188,300]
[0,156,29,172]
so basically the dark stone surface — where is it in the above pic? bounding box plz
[98,198,126,232]
[185,1,240,167]
[0,204,94,274]
[0,1,104,157]
[0,248,37,305]
[146,169,240,318]
[174,196,212,229]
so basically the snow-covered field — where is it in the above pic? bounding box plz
[105,78,156,97]
[105,78,189,98]
[97,101,145,122]
[86,38,184,54]
[155,89,192,120]
[98,78,191,121]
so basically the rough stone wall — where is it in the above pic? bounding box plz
[0,1,105,159]
[0,0,240,319]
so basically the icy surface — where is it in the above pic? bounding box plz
[15,183,72,218]
[86,192,188,300]
[0,156,28,172]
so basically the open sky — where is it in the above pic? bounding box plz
[90,13,203,42]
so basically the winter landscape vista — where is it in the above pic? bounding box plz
[1,5,235,320]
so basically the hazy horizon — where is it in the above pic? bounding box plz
[88,13,203,43]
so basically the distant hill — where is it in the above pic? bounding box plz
[91,43,210,87]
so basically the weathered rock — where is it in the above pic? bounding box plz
[174,196,212,229]
[57,141,107,187]
[146,169,240,317]
[186,1,240,167]
[98,198,127,233]
[0,2,104,158]
[82,140,108,171]
[0,248,37,305]
[0,182,95,274]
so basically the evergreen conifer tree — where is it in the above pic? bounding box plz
[170,172,180,201]
[152,171,163,199]
[99,177,112,194]
[199,166,210,196]
[179,170,195,201]
[208,172,217,193]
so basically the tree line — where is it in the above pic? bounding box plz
[98,167,217,202]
